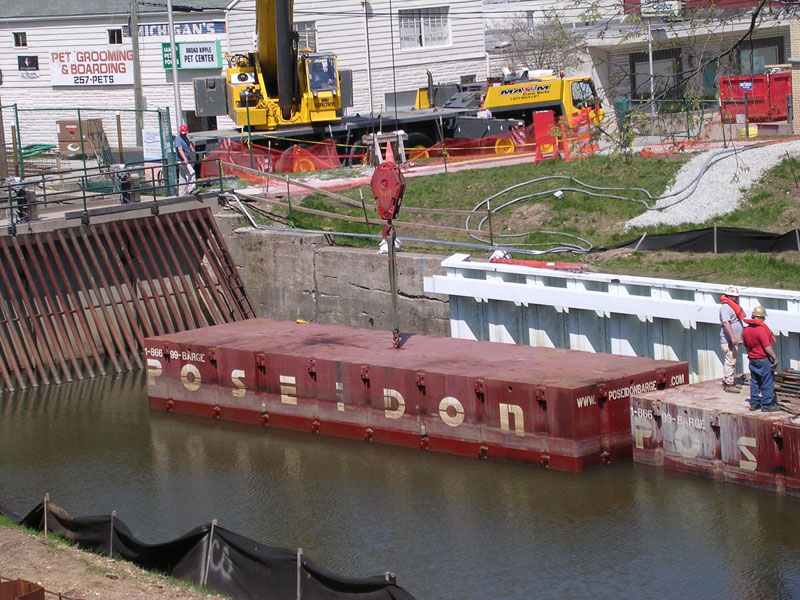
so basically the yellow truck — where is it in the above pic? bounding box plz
[481,70,604,126]
[415,69,604,127]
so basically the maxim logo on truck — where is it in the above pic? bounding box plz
[499,84,551,95]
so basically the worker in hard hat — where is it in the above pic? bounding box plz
[719,285,745,393]
[741,306,779,412]
[174,124,197,196]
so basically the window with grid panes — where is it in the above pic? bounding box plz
[294,21,317,52]
[399,7,450,49]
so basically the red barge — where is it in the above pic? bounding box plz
[145,319,689,472]
[631,379,800,496]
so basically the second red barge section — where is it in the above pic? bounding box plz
[145,319,689,472]
[631,379,800,495]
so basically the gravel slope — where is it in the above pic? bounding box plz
[626,139,800,229]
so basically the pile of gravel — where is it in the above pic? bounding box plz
[626,139,800,229]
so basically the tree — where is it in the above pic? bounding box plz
[566,0,783,150]
[491,10,588,75]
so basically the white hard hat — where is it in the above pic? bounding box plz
[725,285,739,296]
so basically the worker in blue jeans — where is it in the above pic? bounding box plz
[741,306,779,412]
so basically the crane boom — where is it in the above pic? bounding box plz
[256,0,296,120]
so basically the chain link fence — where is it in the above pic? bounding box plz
[1,105,177,191]
[611,97,788,152]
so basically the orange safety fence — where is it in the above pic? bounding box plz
[201,111,602,179]
[638,138,701,158]
[407,119,545,163]
[490,257,589,272]
[557,108,601,161]
[408,110,600,165]
[201,138,342,181]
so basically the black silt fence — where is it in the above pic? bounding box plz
[601,227,800,254]
[0,498,415,600]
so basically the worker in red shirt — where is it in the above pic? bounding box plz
[741,306,779,412]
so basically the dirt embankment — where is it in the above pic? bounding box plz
[0,525,228,600]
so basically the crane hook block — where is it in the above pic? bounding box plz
[371,162,406,221]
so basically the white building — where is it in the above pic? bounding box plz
[0,0,230,149]
[0,0,495,148]
[1,0,796,151]
[225,1,488,117]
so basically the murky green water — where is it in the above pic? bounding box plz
[1,371,799,599]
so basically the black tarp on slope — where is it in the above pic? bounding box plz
[1,501,415,600]
[599,227,800,253]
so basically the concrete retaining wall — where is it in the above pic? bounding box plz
[215,214,451,336]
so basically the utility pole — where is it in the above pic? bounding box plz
[131,0,144,146]
[166,0,183,129]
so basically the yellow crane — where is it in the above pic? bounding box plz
[225,0,341,130]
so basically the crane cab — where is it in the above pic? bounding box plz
[301,53,341,122]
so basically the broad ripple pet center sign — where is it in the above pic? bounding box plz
[162,41,222,70]
[50,47,133,86]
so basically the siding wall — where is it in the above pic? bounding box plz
[0,12,229,146]
[229,0,487,114]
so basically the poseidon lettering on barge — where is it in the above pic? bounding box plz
[145,347,662,436]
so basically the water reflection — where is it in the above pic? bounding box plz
[0,372,799,599]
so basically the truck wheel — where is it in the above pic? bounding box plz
[294,157,316,172]
[407,133,433,159]
[494,138,515,154]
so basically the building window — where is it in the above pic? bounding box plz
[13,32,27,47]
[738,36,784,75]
[399,7,450,49]
[108,29,123,45]
[629,48,681,100]
[294,21,316,52]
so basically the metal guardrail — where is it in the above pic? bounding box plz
[3,159,227,234]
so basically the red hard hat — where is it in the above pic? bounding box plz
[179,124,189,134]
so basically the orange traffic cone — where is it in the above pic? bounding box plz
[385,140,395,164]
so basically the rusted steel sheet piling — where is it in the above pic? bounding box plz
[145,319,689,472]
[631,379,800,495]
[0,207,253,391]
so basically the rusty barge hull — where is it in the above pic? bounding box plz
[631,379,800,496]
[145,319,689,472]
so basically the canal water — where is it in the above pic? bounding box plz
[1,370,800,599]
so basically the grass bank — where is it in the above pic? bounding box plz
[257,151,800,290]
[0,515,228,600]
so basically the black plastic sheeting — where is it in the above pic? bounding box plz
[599,227,800,253]
[0,500,415,600]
